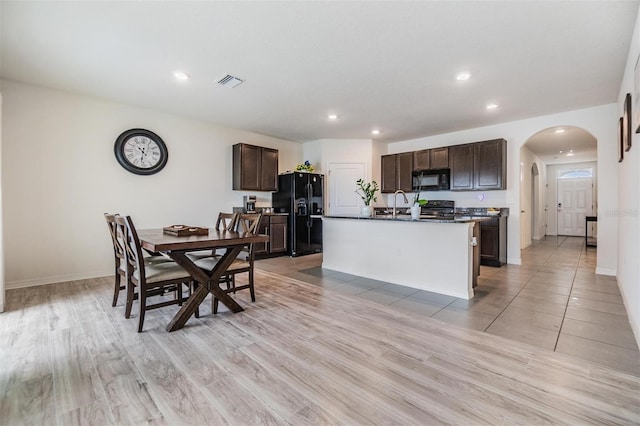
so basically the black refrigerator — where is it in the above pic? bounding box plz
[272,172,324,257]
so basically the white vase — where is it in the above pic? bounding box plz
[361,206,373,217]
[411,205,421,219]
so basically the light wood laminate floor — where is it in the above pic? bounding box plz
[1,247,639,424]
[261,236,639,376]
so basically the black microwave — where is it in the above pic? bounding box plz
[412,169,450,191]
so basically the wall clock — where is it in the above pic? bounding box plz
[114,128,168,175]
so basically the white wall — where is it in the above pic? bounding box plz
[0,91,4,311]
[386,104,618,271]
[616,7,640,345]
[0,79,301,288]
[545,161,598,236]
[520,146,547,247]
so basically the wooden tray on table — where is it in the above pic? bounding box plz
[163,225,209,236]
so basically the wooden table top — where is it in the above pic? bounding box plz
[138,228,268,252]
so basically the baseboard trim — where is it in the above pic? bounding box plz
[507,258,522,265]
[595,267,616,276]
[7,270,112,290]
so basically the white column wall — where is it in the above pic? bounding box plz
[616,6,640,345]
[0,90,4,312]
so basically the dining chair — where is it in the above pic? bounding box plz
[116,215,194,332]
[186,212,239,262]
[105,213,172,307]
[195,213,263,314]
[104,213,127,307]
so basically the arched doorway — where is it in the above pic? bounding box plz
[520,126,597,248]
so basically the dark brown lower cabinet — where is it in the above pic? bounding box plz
[255,214,288,258]
[479,216,507,267]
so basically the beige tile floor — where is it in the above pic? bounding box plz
[256,236,640,376]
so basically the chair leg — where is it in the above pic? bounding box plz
[177,283,183,306]
[212,297,219,314]
[249,270,256,302]
[125,279,135,319]
[112,269,121,307]
[231,275,237,294]
[138,286,146,333]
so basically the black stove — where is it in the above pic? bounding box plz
[420,200,455,218]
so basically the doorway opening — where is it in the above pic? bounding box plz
[520,125,597,249]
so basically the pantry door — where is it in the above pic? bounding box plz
[327,162,366,215]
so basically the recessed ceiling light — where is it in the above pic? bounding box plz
[555,128,566,134]
[371,129,381,135]
[486,103,499,110]
[456,72,471,81]
[559,150,564,154]
[569,149,574,153]
[173,71,190,81]
[566,152,574,157]
[328,114,338,120]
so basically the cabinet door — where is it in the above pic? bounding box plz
[261,147,279,191]
[413,149,430,170]
[449,144,474,191]
[269,221,287,253]
[233,143,260,190]
[381,154,397,193]
[480,222,500,264]
[397,152,414,192]
[430,147,449,169]
[474,139,506,190]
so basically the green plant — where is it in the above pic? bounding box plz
[295,160,314,172]
[413,192,428,206]
[356,179,379,206]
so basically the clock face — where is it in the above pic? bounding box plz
[114,129,168,175]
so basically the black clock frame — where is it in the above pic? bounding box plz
[114,128,168,175]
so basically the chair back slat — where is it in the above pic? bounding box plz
[236,213,262,234]
[104,213,125,260]
[215,212,238,232]
[115,215,146,283]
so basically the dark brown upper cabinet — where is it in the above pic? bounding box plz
[430,147,449,169]
[413,147,449,171]
[413,149,430,170]
[449,143,475,191]
[233,143,279,191]
[474,139,506,191]
[381,152,413,193]
[450,139,506,191]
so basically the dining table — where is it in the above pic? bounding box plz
[138,228,269,332]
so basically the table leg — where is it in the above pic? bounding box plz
[165,246,245,332]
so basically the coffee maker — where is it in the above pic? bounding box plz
[243,195,256,212]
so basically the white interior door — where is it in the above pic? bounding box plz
[327,162,365,215]
[557,177,593,236]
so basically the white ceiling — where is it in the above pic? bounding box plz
[1,1,637,144]
[524,126,597,165]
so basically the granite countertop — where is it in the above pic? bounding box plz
[323,214,490,224]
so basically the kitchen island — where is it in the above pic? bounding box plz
[322,215,486,299]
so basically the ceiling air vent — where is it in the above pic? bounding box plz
[216,74,244,88]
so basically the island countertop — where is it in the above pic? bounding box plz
[323,214,491,224]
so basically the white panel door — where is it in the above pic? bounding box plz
[557,178,593,236]
[328,162,366,215]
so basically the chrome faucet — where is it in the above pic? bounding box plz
[392,190,409,218]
